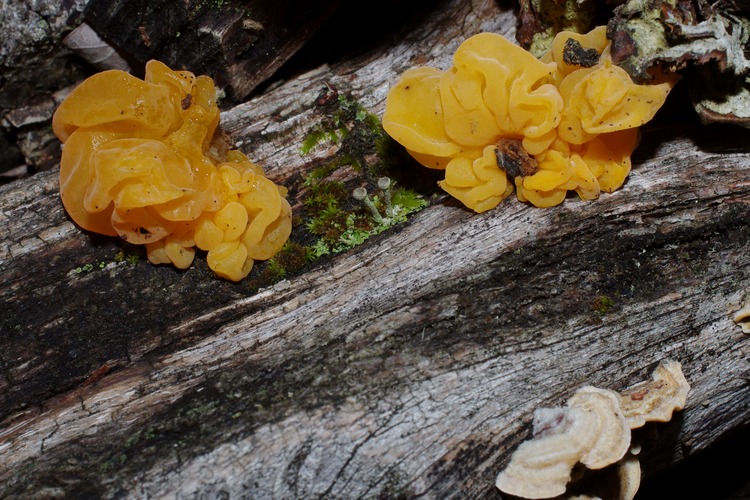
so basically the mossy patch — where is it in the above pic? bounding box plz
[70,247,142,275]
[296,86,434,260]
[243,85,438,291]
[592,295,614,315]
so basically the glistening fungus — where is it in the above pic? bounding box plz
[495,359,690,499]
[382,26,676,212]
[53,60,292,281]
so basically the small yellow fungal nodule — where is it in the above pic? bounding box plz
[383,26,677,211]
[53,60,292,281]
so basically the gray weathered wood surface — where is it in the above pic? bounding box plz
[1,0,749,497]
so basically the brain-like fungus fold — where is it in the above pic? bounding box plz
[383,26,677,211]
[495,359,689,499]
[53,60,292,281]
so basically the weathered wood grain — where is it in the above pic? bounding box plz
[83,0,348,105]
[1,0,352,178]
[1,0,749,498]
[0,0,87,111]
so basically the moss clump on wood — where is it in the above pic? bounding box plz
[593,295,615,315]
[295,86,432,261]
[235,86,434,291]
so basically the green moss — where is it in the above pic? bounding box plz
[73,248,141,275]
[294,88,433,264]
[239,87,435,291]
[300,129,342,155]
[74,263,95,274]
[274,241,309,274]
[301,93,386,172]
[301,178,428,258]
[244,241,311,291]
[592,295,614,315]
[303,178,348,211]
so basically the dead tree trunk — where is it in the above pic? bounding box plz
[1,0,749,498]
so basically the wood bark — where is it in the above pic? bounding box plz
[0,0,347,178]
[0,0,87,111]
[0,0,88,177]
[83,0,348,105]
[1,0,750,498]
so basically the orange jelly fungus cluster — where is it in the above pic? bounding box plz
[382,27,676,211]
[53,60,292,281]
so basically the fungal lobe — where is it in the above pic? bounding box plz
[734,297,750,333]
[383,25,675,212]
[53,60,292,281]
[618,359,691,429]
[495,359,689,499]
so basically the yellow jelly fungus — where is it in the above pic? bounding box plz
[383,31,562,213]
[383,27,677,212]
[542,25,609,84]
[53,60,292,281]
[557,62,673,146]
[439,145,514,213]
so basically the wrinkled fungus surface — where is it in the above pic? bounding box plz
[53,60,292,281]
[383,27,676,212]
[495,386,630,499]
[495,359,689,499]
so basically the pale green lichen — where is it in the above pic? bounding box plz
[71,250,141,275]
[522,0,596,57]
[609,0,750,124]
[298,89,432,262]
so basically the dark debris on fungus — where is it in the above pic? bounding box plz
[562,38,601,67]
[494,137,539,179]
[514,0,750,127]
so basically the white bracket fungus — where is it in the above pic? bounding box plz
[494,406,600,499]
[733,297,750,334]
[495,359,689,499]
[566,387,631,470]
[618,359,690,429]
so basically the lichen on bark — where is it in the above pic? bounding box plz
[607,0,750,125]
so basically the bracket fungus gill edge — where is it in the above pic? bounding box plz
[495,359,690,499]
[734,295,750,333]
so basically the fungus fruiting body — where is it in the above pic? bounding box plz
[53,60,291,281]
[733,296,750,334]
[618,359,691,428]
[495,386,630,498]
[383,26,676,212]
[495,359,690,499]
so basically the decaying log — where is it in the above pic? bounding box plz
[0,0,347,179]
[83,0,348,105]
[1,0,749,498]
[0,0,88,178]
[0,0,87,111]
